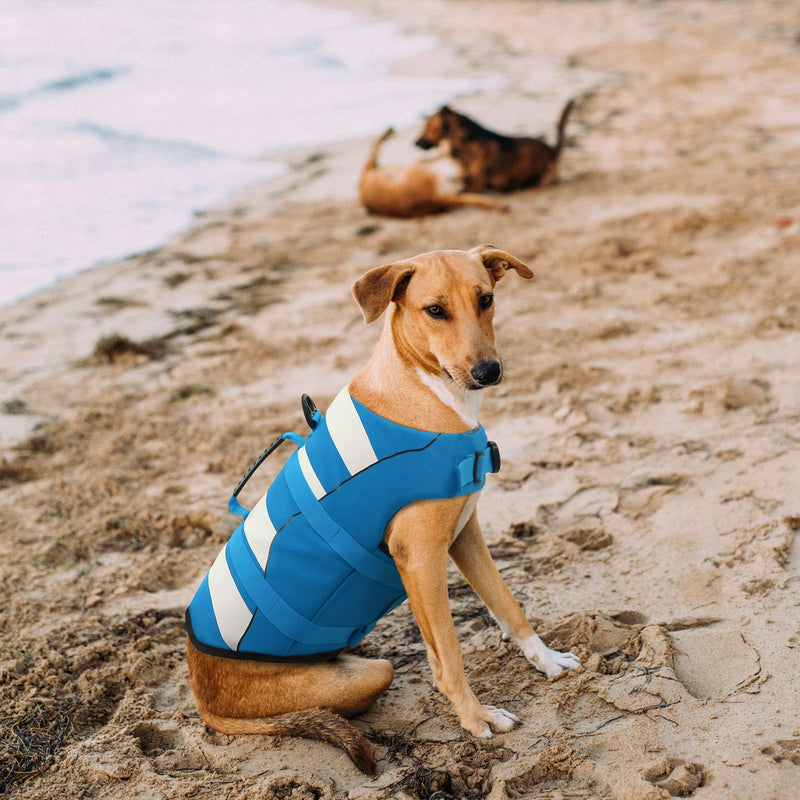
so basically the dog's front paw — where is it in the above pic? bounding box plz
[462,705,521,739]
[519,633,581,679]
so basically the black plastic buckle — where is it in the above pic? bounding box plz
[232,435,285,498]
[302,393,319,429]
[487,441,501,473]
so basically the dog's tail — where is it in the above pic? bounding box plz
[198,706,376,774]
[362,127,395,176]
[553,98,575,158]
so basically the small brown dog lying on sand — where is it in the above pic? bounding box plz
[359,128,508,217]
[415,99,575,192]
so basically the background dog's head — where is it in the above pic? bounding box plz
[415,106,457,150]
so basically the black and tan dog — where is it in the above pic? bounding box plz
[415,100,575,192]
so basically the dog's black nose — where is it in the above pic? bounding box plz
[415,137,434,150]
[470,360,502,386]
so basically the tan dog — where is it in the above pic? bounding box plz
[187,246,581,772]
[415,100,575,192]
[359,128,508,217]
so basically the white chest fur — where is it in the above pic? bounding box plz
[415,368,483,427]
[414,368,486,542]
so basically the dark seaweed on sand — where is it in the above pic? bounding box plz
[0,701,74,794]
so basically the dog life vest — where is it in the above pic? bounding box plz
[186,388,500,662]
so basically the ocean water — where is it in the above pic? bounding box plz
[0,0,485,307]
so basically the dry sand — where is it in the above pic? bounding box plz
[1,1,799,798]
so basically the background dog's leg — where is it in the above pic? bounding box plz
[460,159,489,193]
[449,512,582,678]
[362,127,394,175]
[388,502,521,739]
[432,192,509,212]
[538,160,559,187]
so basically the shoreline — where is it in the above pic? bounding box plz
[0,0,490,314]
[0,0,604,451]
[2,1,800,799]
[1,0,613,320]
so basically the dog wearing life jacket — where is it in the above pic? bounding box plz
[359,127,509,217]
[186,246,581,773]
[415,100,575,192]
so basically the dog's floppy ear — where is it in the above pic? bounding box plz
[471,244,534,283]
[352,262,415,323]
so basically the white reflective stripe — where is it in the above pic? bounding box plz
[298,445,325,499]
[243,491,277,571]
[208,545,252,651]
[325,388,378,475]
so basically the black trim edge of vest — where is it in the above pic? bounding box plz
[185,609,343,663]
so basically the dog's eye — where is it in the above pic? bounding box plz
[480,294,494,309]
[425,305,445,318]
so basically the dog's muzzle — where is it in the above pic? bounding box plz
[415,137,435,150]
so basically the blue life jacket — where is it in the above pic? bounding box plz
[186,389,500,662]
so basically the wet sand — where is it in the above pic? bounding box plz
[1,1,799,798]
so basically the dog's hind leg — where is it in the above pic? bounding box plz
[538,160,559,187]
[432,192,509,212]
[188,641,392,772]
[362,127,395,176]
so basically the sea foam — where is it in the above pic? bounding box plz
[0,0,486,306]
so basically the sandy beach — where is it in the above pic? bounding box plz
[1,0,799,798]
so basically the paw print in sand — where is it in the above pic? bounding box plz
[643,757,705,797]
[761,739,800,765]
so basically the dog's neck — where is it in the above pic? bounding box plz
[414,368,482,429]
[349,308,484,434]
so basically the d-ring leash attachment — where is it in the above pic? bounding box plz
[302,393,322,430]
